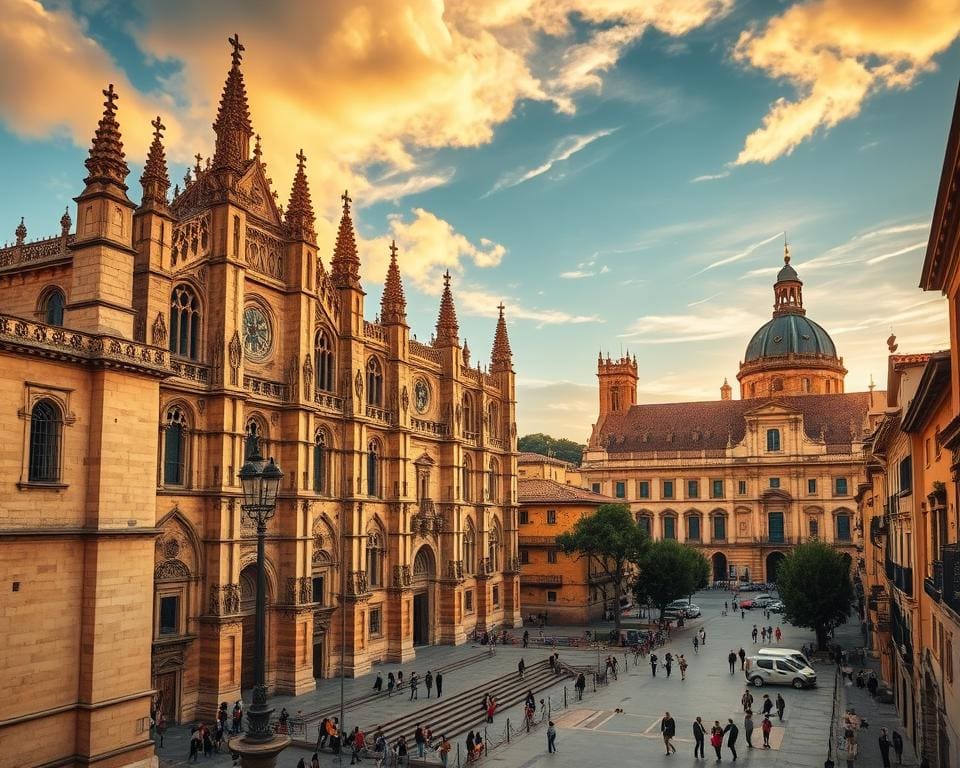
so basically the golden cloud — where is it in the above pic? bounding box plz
[733,0,960,165]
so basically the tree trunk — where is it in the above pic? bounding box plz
[612,580,622,629]
[815,626,828,651]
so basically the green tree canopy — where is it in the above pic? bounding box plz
[555,503,647,628]
[518,433,585,465]
[776,541,854,650]
[634,540,710,618]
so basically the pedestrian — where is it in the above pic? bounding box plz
[415,724,426,758]
[761,694,773,716]
[486,696,497,723]
[728,650,737,674]
[387,672,396,697]
[724,718,739,761]
[741,609,745,619]
[188,729,201,762]
[518,658,526,680]
[650,652,658,677]
[679,654,688,681]
[774,626,782,643]
[761,715,772,748]
[575,672,586,700]
[710,721,724,760]
[523,630,529,648]
[867,672,879,697]
[409,671,419,701]
[738,647,746,670]
[693,635,700,654]
[312,753,321,768]
[547,721,557,753]
[761,627,767,642]
[232,701,243,735]
[439,736,451,768]
[879,728,892,768]
[700,628,707,645]
[741,689,754,713]
[692,716,706,759]
[752,624,758,643]
[436,671,443,698]
[892,731,904,764]
[317,718,330,750]
[661,711,677,755]
[156,712,167,748]
[744,710,754,749]
[397,670,404,691]
[665,652,673,678]
[725,601,729,612]
[425,670,433,698]
[775,693,785,722]
[374,671,383,692]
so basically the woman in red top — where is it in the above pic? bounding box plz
[486,697,497,723]
[761,716,773,748]
[710,722,724,760]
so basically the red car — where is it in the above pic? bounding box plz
[737,599,756,609]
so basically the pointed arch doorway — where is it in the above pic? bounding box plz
[412,547,436,646]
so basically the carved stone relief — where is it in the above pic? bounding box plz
[229,331,242,385]
[151,312,167,347]
[302,354,313,399]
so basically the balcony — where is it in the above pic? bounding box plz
[943,544,960,613]
[869,516,888,547]
[757,535,794,545]
[520,573,563,587]
[924,560,943,602]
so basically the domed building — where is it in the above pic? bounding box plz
[738,246,846,398]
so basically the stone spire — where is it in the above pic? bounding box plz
[285,149,316,242]
[84,84,129,188]
[212,34,254,172]
[773,235,804,317]
[15,217,26,246]
[434,270,460,347]
[490,302,513,372]
[140,116,170,207]
[380,240,407,325]
[60,208,72,237]
[720,377,732,400]
[331,190,361,289]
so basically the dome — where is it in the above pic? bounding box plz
[777,261,799,282]
[744,313,837,363]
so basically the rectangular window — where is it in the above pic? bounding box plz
[769,477,780,489]
[546,510,557,525]
[518,509,529,525]
[713,516,726,541]
[519,549,530,565]
[159,596,179,636]
[492,586,500,607]
[738,480,747,495]
[465,590,473,612]
[312,576,325,605]
[711,479,723,499]
[663,517,676,540]
[899,456,913,494]
[925,438,932,467]
[835,477,848,496]
[615,481,626,498]
[369,607,382,636]
[637,516,651,537]
[662,480,674,499]
[766,428,781,452]
[638,480,650,499]
[808,478,817,494]
[836,515,851,541]
[547,591,557,603]
[687,479,699,498]
[547,550,558,564]
[591,482,601,494]
[809,519,819,538]
[687,516,701,541]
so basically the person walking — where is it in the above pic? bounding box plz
[728,650,737,674]
[425,670,433,698]
[575,672,586,700]
[761,694,773,717]
[439,736,451,768]
[775,693,785,722]
[692,716,706,759]
[774,626,782,643]
[741,689,754,714]
[374,672,383,693]
[414,724,426,758]
[546,721,557,754]
[436,671,443,698]
[232,701,243,735]
[867,672,879,697]
[761,716,772,748]
[679,654,688,681]
[879,728,892,768]
[723,719,739,761]
[693,635,699,654]
[387,672,396,697]
[751,625,758,643]
[892,731,904,764]
[409,671,419,700]
[486,696,497,723]
[700,628,707,645]
[523,630,529,648]
[710,722,724,760]
[744,711,754,749]
[665,652,674,678]
[738,647,746,670]
[741,609,745,620]
[518,658,526,680]
[397,670,404,691]
[650,652,658,677]
[661,711,677,755]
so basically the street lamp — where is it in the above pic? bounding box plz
[229,434,288,767]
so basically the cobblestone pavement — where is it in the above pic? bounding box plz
[155,590,906,767]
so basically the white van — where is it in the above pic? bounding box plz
[758,648,811,669]
[744,655,816,689]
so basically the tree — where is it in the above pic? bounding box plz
[556,503,647,629]
[776,541,854,650]
[634,540,710,619]
[518,433,585,465]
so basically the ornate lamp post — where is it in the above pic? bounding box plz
[229,435,288,768]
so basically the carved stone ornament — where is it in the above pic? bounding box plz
[286,353,299,389]
[154,559,191,580]
[229,331,242,385]
[151,312,168,347]
[211,335,224,387]
[402,565,412,587]
[401,386,409,413]
[302,354,313,399]
[354,369,363,398]
[455,403,462,425]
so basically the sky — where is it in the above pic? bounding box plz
[2,0,959,442]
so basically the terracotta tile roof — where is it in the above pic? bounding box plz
[890,353,932,370]
[518,452,572,467]
[518,477,613,504]
[595,392,878,453]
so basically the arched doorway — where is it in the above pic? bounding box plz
[239,563,272,690]
[766,551,786,584]
[712,552,727,583]
[412,547,436,646]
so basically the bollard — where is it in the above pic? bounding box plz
[564,685,567,707]
[624,652,628,671]
[457,742,461,768]
[548,697,552,719]
[507,718,511,743]
[593,673,597,692]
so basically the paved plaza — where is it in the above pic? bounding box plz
[156,590,917,768]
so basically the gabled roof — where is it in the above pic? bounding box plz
[518,452,572,467]
[518,478,613,505]
[921,80,960,292]
[902,352,951,433]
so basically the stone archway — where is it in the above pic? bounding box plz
[412,546,437,646]
[712,552,728,583]
[766,551,786,584]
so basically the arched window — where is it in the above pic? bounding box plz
[315,329,335,392]
[244,418,264,459]
[686,513,702,542]
[488,522,501,572]
[463,520,476,575]
[835,512,852,541]
[662,511,678,540]
[163,407,188,486]
[40,288,66,326]
[413,547,435,579]
[711,513,727,541]
[750,382,756,398]
[366,532,383,587]
[313,430,329,494]
[766,428,781,452]
[636,512,652,537]
[487,458,499,502]
[169,284,200,360]
[366,357,383,406]
[771,377,784,392]
[487,402,499,438]
[28,399,62,482]
[462,455,473,502]
[367,439,380,497]
[462,393,474,433]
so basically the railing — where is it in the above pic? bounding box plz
[488,436,507,450]
[887,494,900,517]
[757,535,793,545]
[363,321,385,343]
[924,560,943,602]
[870,516,888,546]
[365,405,393,423]
[412,417,448,437]
[313,390,344,412]
[886,557,914,597]
[243,375,289,401]
[463,430,479,445]
[169,358,210,383]
[520,574,563,586]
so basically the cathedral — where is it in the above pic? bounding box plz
[581,246,883,588]
[0,36,518,763]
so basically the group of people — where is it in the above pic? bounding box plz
[647,650,690,680]
[750,624,782,643]
[373,669,444,699]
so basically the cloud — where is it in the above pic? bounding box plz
[694,231,784,275]
[365,169,457,203]
[690,170,730,183]
[618,307,764,344]
[732,0,960,165]
[864,241,927,265]
[486,127,618,195]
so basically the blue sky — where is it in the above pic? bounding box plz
[2,0,959,440]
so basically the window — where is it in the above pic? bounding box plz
[169,284,200,360]
[663,516,676,540]
[766,429,781,452]
[366,357,383,407]
[462,523,476,575]
[159,595,179,635]
[711,479,723,499]
[687,515,701,542]
[315,330,335,392]
[615,481,626,499]
[769,477,780,489]
[488,524,501,572]
[687,480,699,499]
[518,509,529,525]
[662,480,674,499]
[519,549,530,564]
[925,438,932,467]
[592,482,601,494]
[243,420,263,460]
[487,459,499,502]
[712,515,726,541]
[487,402,499,438]
[809,519,819,538]
[313,431,328,494]
[462,455,472,502]
[546,510,557,525]
[465,590,474,612]
[836,514,851,541]
[312,576,325,605]
[637,515,651,536]
[808,478,817,494]
[369,607,382,636]
[802,377,811,393]
[28,399,63,483]
[462,393,474,433]
[757,659,774,670]
[366,440,380,497]
[366,532,382,587]
[547,591,557,603]
[738,480,747,495]
[898,456,912,494]
[547,550,558,564]
[834,477,848,496]
[767,512,785,543]
[41,288,66,325]
[163,407,187,486]
[639,480,650,499]
[492,585,500,607]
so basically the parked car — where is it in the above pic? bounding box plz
[665,599,702,618]
[737,599,756,609]
[767,601,785,613]
[753,594,776,608]
[745,655,816,689]
[758,648,811,668]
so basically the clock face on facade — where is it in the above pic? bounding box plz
[242,306,272,360]
[414,379,430,413]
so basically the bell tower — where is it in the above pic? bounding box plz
[597,352,638,419]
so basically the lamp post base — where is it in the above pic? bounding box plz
[227,734,291,768]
